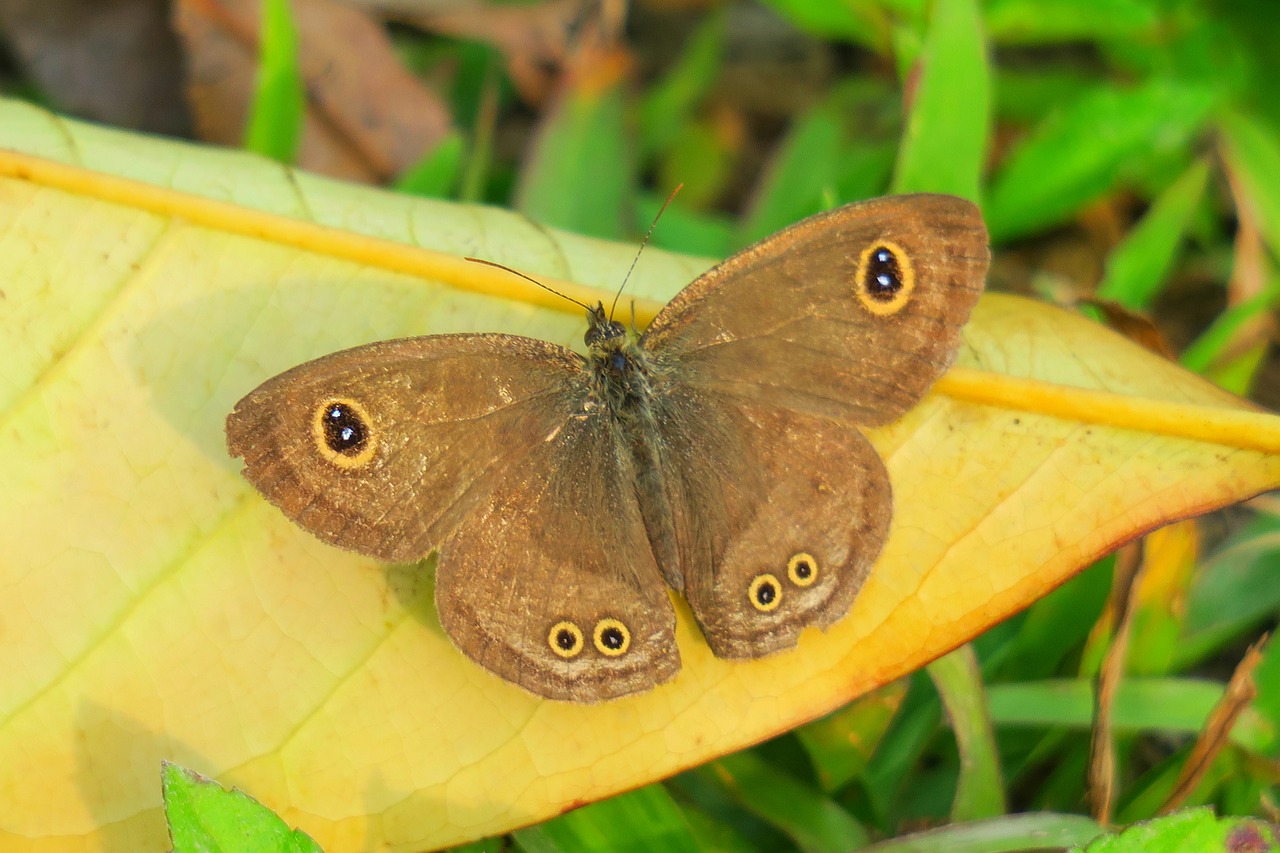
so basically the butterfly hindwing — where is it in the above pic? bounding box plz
[651,386,891,657]
[435,409,679,701]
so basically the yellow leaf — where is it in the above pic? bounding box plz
[2,99,1279,851]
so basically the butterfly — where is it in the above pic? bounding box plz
[226,193,989,702]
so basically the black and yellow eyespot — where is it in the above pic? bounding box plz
[593,618,631,657]
[748,574,782,612]
[312,398,377,468]
[787,553,819,587]
[854,241,914,316]
[548,621,585,659]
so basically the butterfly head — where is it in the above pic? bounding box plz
[584,302,628,349]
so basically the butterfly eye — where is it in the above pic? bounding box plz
[787,553,819,587]
[312,398,377,468]
[548,621,585,658]
[593,619,631,656]
[854,241,915,316]
[748,574,783,613]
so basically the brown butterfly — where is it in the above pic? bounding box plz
[226,193,989,702]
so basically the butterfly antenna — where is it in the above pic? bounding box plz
[610,183,683,321]
[465,257,593,312]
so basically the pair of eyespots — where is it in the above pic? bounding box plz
[748,553,821,613]
[312,398,377,468]
[854,242,915,316]
[548,618,631,659]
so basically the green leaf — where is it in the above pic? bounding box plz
[986,79,1219,242]
[1220,108,1280,257]
[796,680,909,793]
[986,679,1274,752]
[395,130,465,199]
[639,10,725,158]
[739,79,898,246]
[511,785,700,853]
[1096,158,1212,308]
[861,812,1103,852]
[1252,629,1280,758]
[1176,512,1280,677]
[163,762,323,853]
[515,68,633,239]
[927,646,1007,821]
[996,557,1113,681]
[1076,807,1280,852]
[984,0,1157,45]
[1179,277,1280,374]
[712,752,869,853]
[891,0,989,200]
[636,190,733,258]
[995,68,1095,125]
[756,0,891,51]
[655,119,736,212]
[244,0,304,163]
[737,100,843,246]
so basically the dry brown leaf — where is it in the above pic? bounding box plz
[1089,542,1145,826]
[0,0,190,134]
[1160,637,1269,815]
[401,0,589,104]
[175,0,452,181]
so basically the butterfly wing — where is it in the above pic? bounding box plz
[434,408,680,702]
[642,193,989,424]
[227,335,679,701]
[227,335,580,563]
[642,194,988,656]
[651,386,890,657]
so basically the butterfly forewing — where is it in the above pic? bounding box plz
[643,194,989,425]
[227,335,583,563]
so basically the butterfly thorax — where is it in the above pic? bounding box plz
[583,304,655,418]
[582,303,685,590]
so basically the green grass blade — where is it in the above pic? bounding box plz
[986,79,1218,242]
[639,10,725,158]
[1179,277,1280,374]
[713,751,869,853]
[1096,158,1212,309]
[395,130,465,199]
[984,0,1156,45]
[861,812,1103,852]
[244,0,304,163]
[891,0,989,201]
[515,71,633,239]
[927,646,1007,821]
[986,679,1274,752]
[511,784,701,853]
[1220,108,1280,257]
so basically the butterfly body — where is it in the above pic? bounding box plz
[227,194,990,702]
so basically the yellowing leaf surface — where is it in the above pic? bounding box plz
[1,100,1278,852]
